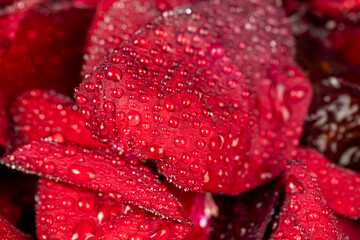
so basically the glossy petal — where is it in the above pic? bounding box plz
[270,160,345,239]
[0,215,33,240]
[3,140,190,222]
[83,0,160,76]
[36,179,191,240]
[0,0,94,100]
[295,148,360,219]
[10,89,104,149]
[76,0,311,194]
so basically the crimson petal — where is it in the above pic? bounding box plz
[3,140,190,223]
[83,0,160,76]
[10,89,104,149]
[76,0,311,194]
[0,0,94,100]
[83,0,201,76]
[36,179,190,240]
[0,215,33,240]
[269,160,345,239]
[295,148,360,219]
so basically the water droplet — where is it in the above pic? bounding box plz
[112,88,123,98]
[182,97,191,108]
[42,162,56,174]
[68,164,96,181]
[181,154,192,163]
[76,95,88,104]
[209,43,225,58]
[190,163,201,172]
[288,200,300,213]
[148,145,164,159]
[78,198,95,212]
[287,86,308,102]
[104,101,115,113]
[165,100,175,112]
[133,37,149,48]
[174,137,187,148]
[285,175,304,194]
[105,66,122,82]
[307,211,320,221]
[139,222,151,232]
[200,126,211,137]
[168,116,179,128]
[127,111,142,126]
[269,84,291,122]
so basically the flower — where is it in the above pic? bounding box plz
[0,0,359,239]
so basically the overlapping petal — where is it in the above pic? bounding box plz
[3,139,190,223]
[76,0,311,194]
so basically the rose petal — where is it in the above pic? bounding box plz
[0,215,33,240]
[10,89,104,149]
[3,139,190,222]
[269,159,345,239]
[295,148,360,219]
[36,179,191,240]
[0,0,94,100]
[76,0,311,194]
[83,0,160,76]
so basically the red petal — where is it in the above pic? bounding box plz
[36,179,191,240]
[0,0,94,100]
[84,0,200,76]
[83,0,160,76]
[3,140,190,222]
[163,181,212,239]
[295,148,360,219]
[166,177,283,239]
[0,215,33,240]
[270,160,345,239]
[76,0,311,194]
[0,0,41,49]
[10,89,103,149]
